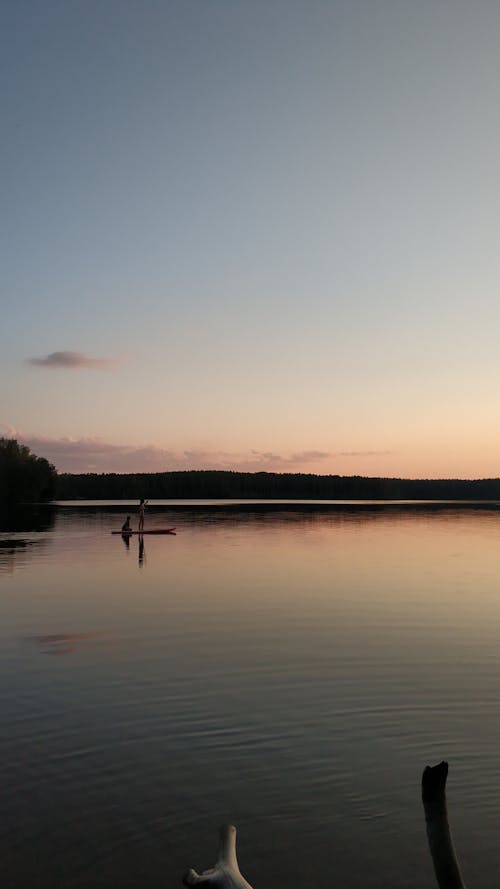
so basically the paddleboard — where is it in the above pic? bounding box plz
[112,528,176,535]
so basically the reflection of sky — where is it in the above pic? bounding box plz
[5,506,500,637]
[3,507,500,888]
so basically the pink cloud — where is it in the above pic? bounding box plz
[1,426,333,474]
[336,450,391,457]
[2,426,393,474]
[27,351,123,370]
[16,435,174,473]
[233,450,332,472]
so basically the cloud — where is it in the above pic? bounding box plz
[234,449,332,472]
[291,450,331,463]
[16,435,175,473]
[2,427,393,473]
[336,450,392,457]
[1,427,333,474]
[1,423,18,439]
[27,351,122,370]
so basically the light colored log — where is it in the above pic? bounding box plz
[422,761,466,889]
[183,825,253,889]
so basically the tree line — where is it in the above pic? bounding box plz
[56,469,500,501]
[3,437,500,502]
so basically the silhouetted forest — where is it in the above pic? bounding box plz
[0,438,57,503]
[56,469,500,501]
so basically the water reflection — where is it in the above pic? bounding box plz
[119,531,147,567]
[0,504,56,533]
[138,534,146,568]
[3,504,500,889]
[0,538,47,575]
[26,631,110,656]
[0,506,55,574]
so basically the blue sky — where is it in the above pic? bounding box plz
[2,1,500,476]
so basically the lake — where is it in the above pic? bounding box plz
[1,501,500,889]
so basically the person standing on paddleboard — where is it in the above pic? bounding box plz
[138,499,148,532]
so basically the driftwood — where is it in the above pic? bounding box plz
[184,825,253,889]
[184,763,464,889]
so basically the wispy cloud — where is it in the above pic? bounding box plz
[1,427,394,473]
[1,427,334,474]
[26,351,123,370]
[13,435,174,473]
[234,450,332,472]
[336,450,392,457]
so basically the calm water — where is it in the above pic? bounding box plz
[2,502,500,889]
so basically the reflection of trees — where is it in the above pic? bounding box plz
[0,507,55,574]
[0,505,56,533]
[0,539,47,575]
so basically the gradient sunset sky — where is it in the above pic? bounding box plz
[2,1,499,478]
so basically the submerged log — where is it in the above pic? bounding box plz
[422,761,466,889]
[183,824,253,889]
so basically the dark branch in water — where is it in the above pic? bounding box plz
[422,762,466,889]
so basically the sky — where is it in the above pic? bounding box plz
[2,0,500,478]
